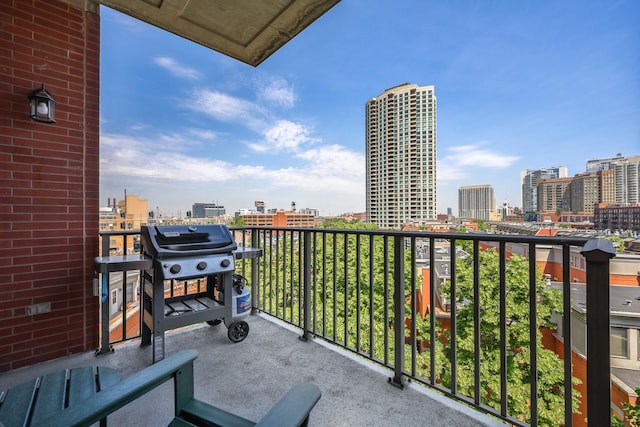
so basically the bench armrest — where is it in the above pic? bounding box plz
[35,349,198,427]
[256,383,321,427]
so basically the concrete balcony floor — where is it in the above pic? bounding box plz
[0,314,506,426]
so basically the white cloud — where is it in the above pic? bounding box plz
[438,143,520,182]
[256,76,296,108]
[445,143,520,167]
[297,144,363,178]
[153,57,203,80]
[188,88,263,125]
[254,120,317,152]
[101,133,260,181]
[188,128,219,140]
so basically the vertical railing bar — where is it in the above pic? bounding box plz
[312,231,317,335]
[499,241,508,417]
[262,229,267,312]
[288,230,294,322]
[275,231,280,318]
[356,233,361,352]
[562,244,573,427]
[120,233,129,341]
[390,234,405,388]
[120,269,127,339]
[450,238,457,395]
[298,231,303,326]
[429,237,436,384]
[332,232,337,342]
[369,234,375,359]
[301,230,311,341]
[410,236,417,377]
[120,270,127,340]
[250,228,260,313]
[343,232,349,347]
[322,232,327,338]
[529,242,538,426]
[266,230,272,313]
[282,231,287,320]
[383,235,390,366]
[473,239,481,405]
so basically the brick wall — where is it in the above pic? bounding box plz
[0,0,100,371]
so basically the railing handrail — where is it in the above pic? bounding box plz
[232,225,591,246]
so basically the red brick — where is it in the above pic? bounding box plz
[1,0,100,372]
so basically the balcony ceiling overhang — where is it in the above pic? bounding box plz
[95,0,340,66]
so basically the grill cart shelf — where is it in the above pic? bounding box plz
[139,225,261,363]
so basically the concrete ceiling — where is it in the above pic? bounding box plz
[97,0,340,66]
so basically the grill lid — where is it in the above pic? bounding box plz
[141,224,237,258]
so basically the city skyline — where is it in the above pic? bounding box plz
[99,1,639,217]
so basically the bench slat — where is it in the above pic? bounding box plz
[97,366,121,391]
[0,378,39,427]
[68,366,96,404]
[30,370,68,425]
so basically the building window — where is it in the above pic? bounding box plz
[611,327,629,358]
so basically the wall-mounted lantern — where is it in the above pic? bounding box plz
[28,84,56,123]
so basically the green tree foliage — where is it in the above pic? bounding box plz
[474,219,491,231]
[430,248,580,425]
[317,218,379,230]
[228,216,245,227]
[612,388,640,426]
[602,235,626,253]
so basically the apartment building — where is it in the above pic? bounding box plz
[365,83,437,229]
[594,203,640,233]
[521,166,568,213]
[537,176,572,212]
[241,210,315,227]
[192,203,225,218]
[458,184,495,221]
[571,173,600,214]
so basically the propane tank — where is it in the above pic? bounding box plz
[232,285,250,318]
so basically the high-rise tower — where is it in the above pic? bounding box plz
[521,166,568,213]
[458,185,495,221]
[365,83,436,228]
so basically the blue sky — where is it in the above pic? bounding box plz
[99,0,639,217]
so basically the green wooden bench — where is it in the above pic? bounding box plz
[0,365,120,427]
[1,349,321,427]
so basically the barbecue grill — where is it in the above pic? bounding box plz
[140,224,252,363]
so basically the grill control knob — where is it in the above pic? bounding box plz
[196,261,207,271]
[169,264,181,275]
[220,258,230,268]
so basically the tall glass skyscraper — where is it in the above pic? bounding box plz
[365,83,436,229]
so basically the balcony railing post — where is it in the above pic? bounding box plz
[389,235,405,388]
[581,238,615,427]
[100,232,110,257]
[251,227,260,314]
[300,230,312,341]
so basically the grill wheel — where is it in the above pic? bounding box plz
[227,320,249,343]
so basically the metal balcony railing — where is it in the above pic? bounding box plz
[98,226,615,427]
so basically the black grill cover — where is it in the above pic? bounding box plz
[141,225,237,258]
